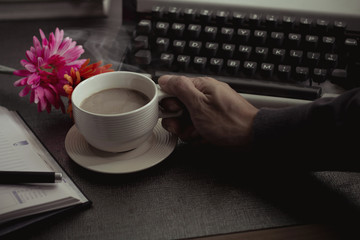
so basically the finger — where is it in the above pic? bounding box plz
[161,117,181,135]
[158,75,203,108]
[164,119,200,142]
[161,114,201,142]
[160,97,184,112]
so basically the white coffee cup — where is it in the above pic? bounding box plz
[71,71,179,152]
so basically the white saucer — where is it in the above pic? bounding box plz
[65,120,177,174]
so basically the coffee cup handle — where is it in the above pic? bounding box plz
[156,85,183,118]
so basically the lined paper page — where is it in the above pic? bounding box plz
[0,106,83,224]
[0,184,79,223]
[0,107,49,171]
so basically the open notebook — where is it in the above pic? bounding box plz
[0,106,90,235]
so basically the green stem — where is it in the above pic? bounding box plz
[0,65,16,74]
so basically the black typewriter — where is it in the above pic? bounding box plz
[122,0,360,106]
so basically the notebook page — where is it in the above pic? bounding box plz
[0,107,82,223]
[7,109,89,205]
[0,184,80,223]
[0,107,49,171]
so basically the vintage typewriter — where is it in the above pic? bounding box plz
[122,0,360,107]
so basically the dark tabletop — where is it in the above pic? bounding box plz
[1,1,360,239]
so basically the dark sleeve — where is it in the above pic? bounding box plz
[252,88,360,161]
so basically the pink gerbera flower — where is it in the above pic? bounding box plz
[13,28,86,113]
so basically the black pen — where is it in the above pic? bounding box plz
[0,171,63,183]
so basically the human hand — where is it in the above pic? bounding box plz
[158,75,259,148]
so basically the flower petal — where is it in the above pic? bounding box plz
[43,87,56,105]
[58,37,71,49]
[50,28,64,54]
[66,59,87,68]
[24,63,37,72]
[33,86,44,104]
[13,69,30,77]
[27,73,40,87]
[37,57,44,68]
[25,50,36,63]
[14,77,28,86]
[19,85,31,97]
[33,36,42,52]
[42,46,50,62]
[30,90,35,103]
[39,28,48,46]
[63,46,84,62]
[56,28,64,44]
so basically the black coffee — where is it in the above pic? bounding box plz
[80,88,150,114]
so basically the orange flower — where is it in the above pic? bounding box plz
[63,59,114,117]
[78,59,114,79]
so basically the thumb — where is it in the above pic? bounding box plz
[158,75,203,109]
